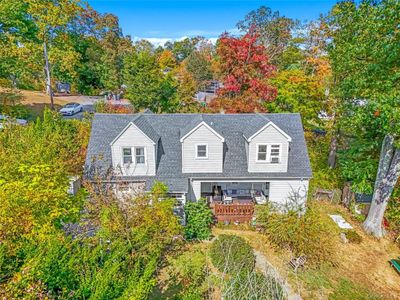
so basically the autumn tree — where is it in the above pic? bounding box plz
[175,65,202,112]
[0,109,89,254]
[237,6,299,65]
[0,1,39,88]
[267,69,324,124]
[329,0,400,237]
[158,49,177,70]
[209,29,276,113]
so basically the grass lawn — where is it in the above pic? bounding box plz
[213,201,400,300]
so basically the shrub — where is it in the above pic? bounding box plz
[94,100,133,114]
[345,230,362,244]
[0,90,31,119]
[184,199,213,240]
[0,104,31,119]
[210,234,255,274]
[5,182,182,299]
[257,202,338,266]
[223,270,284,300]
[166,245,208,299]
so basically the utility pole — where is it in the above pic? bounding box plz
[43,41,54,110]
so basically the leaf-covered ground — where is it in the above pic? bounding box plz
[213,201,400,300]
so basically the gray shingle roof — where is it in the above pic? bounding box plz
[179,114,223,141]
[85,113,312,193]
[179,114,203,139]
[242,114,271,140]
[131,114,160,143]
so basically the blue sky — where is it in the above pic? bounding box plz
[89,0,337,45]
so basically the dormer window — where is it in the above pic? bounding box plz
[122,147,145,165]
[256,144,281,163]
[135,147,145,164]
[122,148,132,164]
[196,144,208,159]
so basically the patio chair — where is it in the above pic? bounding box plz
[389,259,400,275]
[289,255,307,272]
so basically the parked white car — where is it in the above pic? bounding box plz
[0,114,28,129]
[59,103,83,116]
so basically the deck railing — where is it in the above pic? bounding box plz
[212,202,255,223]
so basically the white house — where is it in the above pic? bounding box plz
[85,112,312,209]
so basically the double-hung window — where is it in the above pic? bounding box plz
[122,148,133,164]
[257,144,268,161]
[135,147,145,164]
[196,144,208,159]
[270,144,280,163]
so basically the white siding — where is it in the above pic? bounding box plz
[248,125,289,173]
[111,124,156,176]
[269,179,309,206]
[182,124,223,173]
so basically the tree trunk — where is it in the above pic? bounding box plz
[43,41,54,110]
[328,134,337,168]
[363,135,400,238]
[341,182,353,208]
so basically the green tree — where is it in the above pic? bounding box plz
[165,37,202,62]
[185,51,213,91]
[0,0,82,107]
[124,50,179,112]
[329,0,400,237]
[97,13,133,93]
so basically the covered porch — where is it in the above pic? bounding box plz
[200,181,270,204]
[198,181,270,223]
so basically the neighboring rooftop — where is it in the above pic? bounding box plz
[85,113,312,192]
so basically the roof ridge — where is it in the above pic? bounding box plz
[255,112,270,122]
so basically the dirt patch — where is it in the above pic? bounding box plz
[19,90,129,105]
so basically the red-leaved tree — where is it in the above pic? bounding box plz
[209,28,277,113]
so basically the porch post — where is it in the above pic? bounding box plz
[191,180,202,201]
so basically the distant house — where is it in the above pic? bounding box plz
[56,82,71,94]
[195,80,222,105]
[85,112,312,221]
